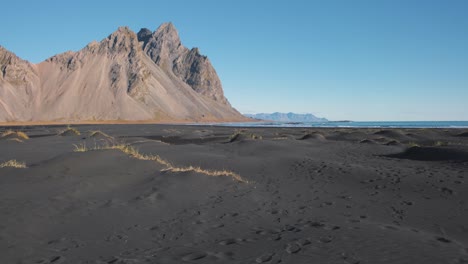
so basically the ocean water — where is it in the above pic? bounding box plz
[213,121,468,129]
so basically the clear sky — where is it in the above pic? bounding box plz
[1,0,467,121]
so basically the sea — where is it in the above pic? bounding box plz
[211,121,468,129]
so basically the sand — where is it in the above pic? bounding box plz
[0,125,467,263]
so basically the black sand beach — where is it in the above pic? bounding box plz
[1,125,468,263]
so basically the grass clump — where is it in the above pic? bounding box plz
[0,160,27,168]
[59,126,81,136]
[7,138,24,143]
[72,142,246,183]
[1,130,29,140]
[73,143,89,152]
[407,142,420,147]
[434,141,448,147]
[105,144,173,168]
[228,131,263,142]
[89,130,113,139]
[163,166,247,183]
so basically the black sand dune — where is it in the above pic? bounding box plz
[387,146,468,161]
[297,132,326,141]
[374,129,409,139]
[1,125,468,264]
[359,139,377,144]
[384,140,402,146]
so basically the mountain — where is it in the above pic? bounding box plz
[0,23,246,123]
[245,112,328,122]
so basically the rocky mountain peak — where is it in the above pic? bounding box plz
[136,23,228,105]
[0,46,22,65]
[138,23,185,69]
[104,26,141,55]
[154,22,178,38]
[0,45,38,82]
[137,28,153,43]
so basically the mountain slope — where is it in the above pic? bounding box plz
[0,46,40,121]
[137,23,227,104]
[0,24,245,122]
[245,112,328,122]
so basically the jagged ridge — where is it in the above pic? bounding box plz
[0,23,245,122]
[137,23,227,104]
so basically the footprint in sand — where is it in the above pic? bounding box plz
[285,243,301,254]
[435,237,452,243]
[296,238,312,246]
[318,236,333,243]
[219,238,237,245]
[49,256,66,263]
[182,252,207,261]
[256,253,274,263]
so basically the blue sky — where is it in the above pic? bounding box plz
[1,0,467,121]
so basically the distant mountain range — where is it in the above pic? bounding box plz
[245,112,328,122]
[0,23,247,123]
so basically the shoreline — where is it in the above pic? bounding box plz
[1,120,467,129]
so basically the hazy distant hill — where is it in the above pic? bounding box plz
[0,23,247,123]
[245,112,328,122]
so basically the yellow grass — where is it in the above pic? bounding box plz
[89,130,113,139]
[164,166,246,183]
[228,131,262,142]
[59,126,81,136]
[72,142,246,183]
[408,142,420,147]
[73,143,89,152]
[272,136,288,140]
[0,160,27,168]
[434,141,448,147]
[7,138,24,143]
[105,144,173,168]
[1,130,29,140]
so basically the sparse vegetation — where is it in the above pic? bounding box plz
[72,142,246,183]
[73,143,89,152]
[228,131,262,142]
[406,141,448,148]
[7,138,24,143]
[1,130,29,140]
[407,142,420,147]
[59,126,81,136]
[434,141,448,147]
[163,166,246,183]
[0,160,27,168]
[89,130,113,139]
[105,144,173,168]
[272,136,288,140]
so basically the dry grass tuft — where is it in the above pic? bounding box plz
[407,142,420,147]
[434,141,448,147]
[228,131,262,142]
[59,126,81,136]
[105,144,174,168]
[73,143,89,152]
[89,130,113,139]
[0,160,27,168]
[163,166,247,183]
[272,137,288,140]
[71,142,246,183]
[7,138,24,143]
[1,130,29,140]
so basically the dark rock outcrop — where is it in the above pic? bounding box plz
[137,23,228,104]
